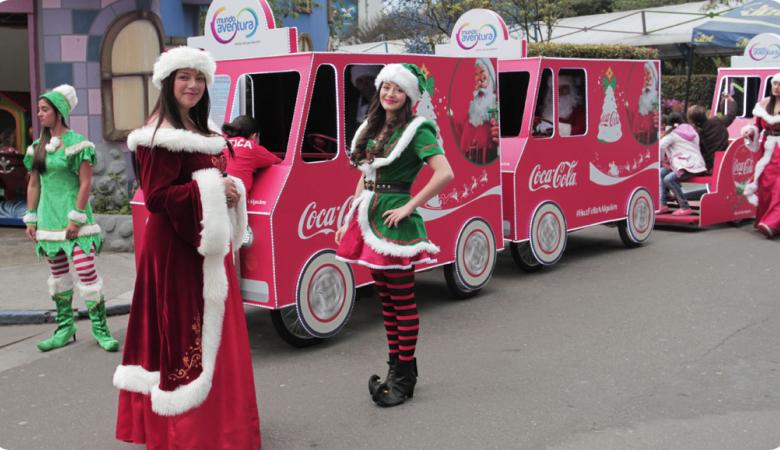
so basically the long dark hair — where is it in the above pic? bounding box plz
[350,84,414,166]
[769,95,778,118]
[222,115,259,139]
[32,97,67,174]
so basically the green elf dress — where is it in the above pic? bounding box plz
[24,130,103,258]
[336,116,444,269]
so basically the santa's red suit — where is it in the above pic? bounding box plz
[743,102,780,237]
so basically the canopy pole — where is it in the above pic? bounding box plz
[684,43,695,115]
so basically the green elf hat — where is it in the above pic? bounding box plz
[40,84,78,122]
[374,63,427,105]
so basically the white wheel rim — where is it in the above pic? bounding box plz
[297,252,355,337]
[531,203,566,265]
[456,219,495,289]
[628,189,654,242]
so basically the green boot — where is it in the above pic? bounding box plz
[37,290,77,352]
[85,298,119,352]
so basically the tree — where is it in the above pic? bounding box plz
[496,0,575,42]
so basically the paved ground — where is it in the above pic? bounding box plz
[1,223,779,450]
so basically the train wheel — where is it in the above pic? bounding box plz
[293,250,355,340]
[510,241,542,272]
[529,202,567,266]
[444,218,497,299]
[617,188,654,248]
[270,307,320,348]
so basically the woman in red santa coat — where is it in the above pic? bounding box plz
[742,73,780,238]
[113,46,260,449]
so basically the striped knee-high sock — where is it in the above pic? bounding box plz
[72,245,99,286]
[46,252,70,279]
[386,269,418,362]
[371,269,399,359]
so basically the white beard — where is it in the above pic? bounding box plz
[468,88,497,127]
[558,94,580,120]
[639,88,657,115]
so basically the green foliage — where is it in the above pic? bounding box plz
[527,42,659,60]
[661,74,717,109]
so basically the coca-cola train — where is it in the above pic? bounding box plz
[130,4,664,347]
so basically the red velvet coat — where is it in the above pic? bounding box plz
[114,126,260,449]
[748,104,780,233]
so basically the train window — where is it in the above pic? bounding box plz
[498,71,529,138]
[716,77,745,117]
[241,71,300,160]
[302,64,338,163]
[532,68,554,138]
[344,64,383,146]
[557,68,587,137]
[744,76,761,117]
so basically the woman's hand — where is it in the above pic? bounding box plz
[65,222,80,240]
[334,225,347,245]
[742,129,754,140]
[382,203,414,228]
[224,177,239,208]
[25,225,37,242]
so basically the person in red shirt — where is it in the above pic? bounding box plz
[222,115,281,194]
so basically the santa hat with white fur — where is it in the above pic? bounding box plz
[40,85,77,122]
[374,63,425,105]
[152,46,216,89]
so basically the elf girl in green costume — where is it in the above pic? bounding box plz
[23,84,118,352]
[335,63,454,407]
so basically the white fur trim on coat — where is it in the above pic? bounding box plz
[114,166,232,416]
[752,103,780,125]
[352,189,440,257]
[374,63,421,105]
[22,212,37,224]
[77,277,103,302]
[741,124,760,152]
[47,274,73,296]
[35,223,101,241]
[127,127,226,154]
[67,210,88,225]
[113,365,160,394]
[227,176,248,250]
[64,140,95,157]
[152,46,216,89]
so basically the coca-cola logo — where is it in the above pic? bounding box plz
[732,157,754,181]
[600,111,620,127]
[529,161,578,192]
[297,196,353,240]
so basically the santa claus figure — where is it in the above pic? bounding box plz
[630,61,660,145]
[557,74,586,137]
[458,59,498,163]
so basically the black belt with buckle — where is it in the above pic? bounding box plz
[766,129,780,136]
[363,179,411,194]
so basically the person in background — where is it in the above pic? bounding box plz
[222,115,281,194]
[23,84,117,352]
[659,112,707,216]
[688,94,737,171]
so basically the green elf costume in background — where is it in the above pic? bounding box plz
[23,84,117,352]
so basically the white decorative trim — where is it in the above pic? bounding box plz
[45,136,61,153]
[35,223,101,241]
[77,277,103,302]
[63,140,95,157]
[353,189,440,257]
[22,212,37,224]
[192,169,231,257]
[374,63,421,105]
[350,120,370,156]
[752,104,780,125]
[47,275,73,296]
[227,176,248,250]
[741,124,760,152]
[26,145,34,156]
[113,365,160,394]
[127,127,226,155]
[53,84,78,111]
[152,46,216,89]
[67,210,87,225]
[357,117,429,183]
[336,255,437,270]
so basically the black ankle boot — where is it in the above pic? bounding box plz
[368,356,398,397]
[373,359,417,407]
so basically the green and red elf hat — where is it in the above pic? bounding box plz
[374,63,427,105]
[39,84,77,123]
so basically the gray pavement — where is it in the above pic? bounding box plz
[1,224,780,449]
[0,228,134,324]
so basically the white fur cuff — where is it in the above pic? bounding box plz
[113,365,160,394]
[741,124,760,152]
[77,277,103,301]
[23,212,38,224]
[227,176,248,250]
[68,210,88,225]
[47,275,73,296]
[192,168,231,258]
